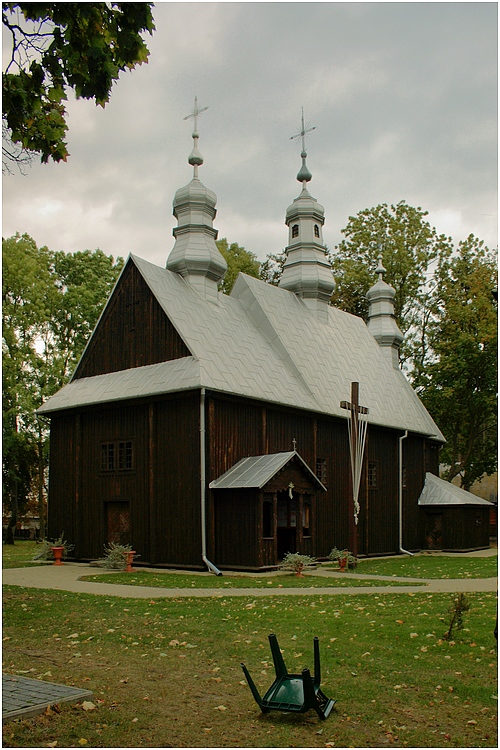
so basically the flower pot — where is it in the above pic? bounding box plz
[125,550,136,572]
[51,546,65,566]
[338,557,347,571]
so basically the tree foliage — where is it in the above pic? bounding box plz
[2,2,154,171]
[330,201,452,332]
[415,236,497,490]
[217,238,260,294]
[2,233,123,539]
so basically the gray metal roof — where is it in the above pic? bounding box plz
[209,451,326,490]
[418,472,493,506]
[38,255,444,442]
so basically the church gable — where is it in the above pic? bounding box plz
[74,258,191,380]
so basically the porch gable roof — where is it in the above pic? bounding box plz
[209,451,327,491]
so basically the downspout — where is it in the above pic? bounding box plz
[200,388,222,575]
[399,430,414,556]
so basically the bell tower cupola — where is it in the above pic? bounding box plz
[367,252,404,369]
[167,97,227,303]
[279,109,335,322]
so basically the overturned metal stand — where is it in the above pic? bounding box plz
[240,633,335,720]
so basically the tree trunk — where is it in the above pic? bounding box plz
[5,480,18,545]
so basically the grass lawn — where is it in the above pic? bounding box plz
[2,584,497,748]
[2,541,49,569]
[79,570,423,589]
[355,555,498,580]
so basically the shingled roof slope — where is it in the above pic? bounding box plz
[38,255,444,441]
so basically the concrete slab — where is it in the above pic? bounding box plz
[2,674,93,723]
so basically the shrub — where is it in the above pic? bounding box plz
[279,552,316,576]
[32,533,74,561]
[91,543,138,570]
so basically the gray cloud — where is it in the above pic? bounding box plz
[2,2,497,267]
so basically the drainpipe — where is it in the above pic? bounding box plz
[399,430,414,556]
[200,388,222,576]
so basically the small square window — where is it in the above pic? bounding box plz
[316,458,327,486]
[368,462,378,488]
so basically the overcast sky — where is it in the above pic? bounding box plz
[2,2,498,268]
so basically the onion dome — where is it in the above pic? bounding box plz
[279,109,335,320]
[167,98,227,303]
[366,253,404,369]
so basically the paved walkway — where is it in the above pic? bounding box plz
[3,548,497,599]
[2,674,93,723]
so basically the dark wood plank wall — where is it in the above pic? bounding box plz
[214,489,258,567]
[47,415,77,548]
[402,433,427,550]
[364,427,399,555]
[152,393,201,566]
[79,403,150,560]
[315,417,351,557]
[74,261,191,380]
[207,397,263,480]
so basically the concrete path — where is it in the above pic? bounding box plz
[3,552,497,599]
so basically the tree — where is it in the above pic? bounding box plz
[330,201,452,333]
[217,238,260,294]
[416,236,497,490]
[2,234,123,541]
[2,3,155,171]
[259,250,287,287]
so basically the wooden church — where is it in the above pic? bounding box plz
[39,106,446,571]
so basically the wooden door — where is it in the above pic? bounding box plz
[106,502,130,545]
[277,491,297,559]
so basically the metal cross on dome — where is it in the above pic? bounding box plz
[290,107,316,152]
[184,96,208,131]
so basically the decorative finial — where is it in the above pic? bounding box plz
[290,107,316,185]
[184,96,208,176]
[375,246,386,281]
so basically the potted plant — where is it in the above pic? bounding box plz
[328,547,357,571]
[91,543,139,571]
[279,552,316,577]
[33,533,74,565]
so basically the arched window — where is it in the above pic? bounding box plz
[314,224,320,238]
[292,224,299,238]
[263,501,273,538]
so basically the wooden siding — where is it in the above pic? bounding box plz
[214,489,258,567]
[362,427,399,555]
[207,397,263,480]
[315,417,351,557]
[74,261,191,379]
[422,506,490,550]
[47,415,78,551]
[152,394,201,566]
[47,386,441,570]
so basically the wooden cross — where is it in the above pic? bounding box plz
[292,437,297,451]
[340,382,369,558]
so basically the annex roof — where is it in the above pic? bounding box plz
[209,451,327,491]
[418,472,493,507]
[38,254,444,442]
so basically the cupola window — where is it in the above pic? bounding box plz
[292,224,299,238]
[314,224,320,238]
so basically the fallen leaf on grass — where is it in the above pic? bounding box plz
[81,701,96,711]
[214,705,227,711]
[78,740,88,746]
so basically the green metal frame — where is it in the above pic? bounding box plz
[240,633,336,720]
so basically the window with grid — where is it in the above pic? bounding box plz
[368,462,378,488]
[101,440,134,472]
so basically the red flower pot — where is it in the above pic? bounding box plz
[125,551,136,572]
[51,546,64,566]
